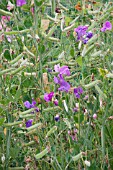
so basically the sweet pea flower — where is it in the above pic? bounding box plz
[26,119,33,128]
[54,74,70,92]
[54,64,70,76]
[24,99,39,112]
[7,1,14,11]
[93,113,97,119]
[101,21,112,32]
[16,0,26,6]
[44,92,54,102]
[74,87,83,98]
[54,114,60,122]
[54,99,58,106]
[74,25,93,44]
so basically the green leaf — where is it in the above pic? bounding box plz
[0,118,5,126]
[4,50,11,60]
[70,48,74,57]
[76,56,82,66]
[21,4,30,12]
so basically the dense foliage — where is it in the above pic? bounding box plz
[0,0,113,169]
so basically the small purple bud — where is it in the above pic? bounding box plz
[26,119,33,128]
[54,114,60,122]
[24,101,32,109]
[93,113,97,119]
[54,99,58,106]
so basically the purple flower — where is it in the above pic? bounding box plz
[74,87,83,98]
[26,119,33,128]
[54,64,60,72]
[59,66,71,76]
[54,114,60,122]
[54,74,70,92]
[74,25,93,44]
[44,92,54,102]
[54,99,58,106]
[74,26,88,41]
[24,101,31,109]
[54,64,70,76]
[16,0,26,7]
[24,99,39,112]
[86,32,93,39]
[101,21,112,32]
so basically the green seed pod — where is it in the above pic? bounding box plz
[0,68,15,76]
[9,66,25,75]
[4,29,29,35]
[46,126,57,138]
[46,24,57,38]
[23,141,35,147]
[83,44,95,56]
[35,147,50,160]
[59,3,69,11]
[72,152,82,161]
[62,23,75,32]
[19,114,36,118]
[9,53,23,65]
[23,46,35,57]
[95,85,107,99]
[86,34,98,46]
[0,9,13,16]
[27,123,42,131]
[47,37,60,42]
[83,80,101,89]
[51,0,55,14]
[63,118,71,129]
[4,121,23,127]
[9,167,24,170]
[43,106,61,113]
[91,51,101,57]
[19,108,35,115]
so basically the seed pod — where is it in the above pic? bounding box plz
[27,123,42,131]
[4,29,29,35]
[46,126,57,138]
[9,66,26,75]
[95,85,107,99]
[9,53,23,65]
[72,152,82,161]
[0,9,13,16]
[4,121,23,127]
[35,147,50,160]
[83,80,101,89]
[0,68,15,76]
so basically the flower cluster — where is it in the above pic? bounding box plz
[44,92,54,102]
[74,25,93,44]
[24,98,39,112]
[100,21,112,32]
[74,86,83,98]
[54,64,71,92]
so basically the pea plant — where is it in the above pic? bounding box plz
[0,0,113,169]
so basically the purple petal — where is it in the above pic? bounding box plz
[54,64,60,72]
[16,0,26,6]
[59,66,71,76]
[26,119,33,128]
[44,92,54,102]
[54,76,59,84]
[24,101,32,109]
